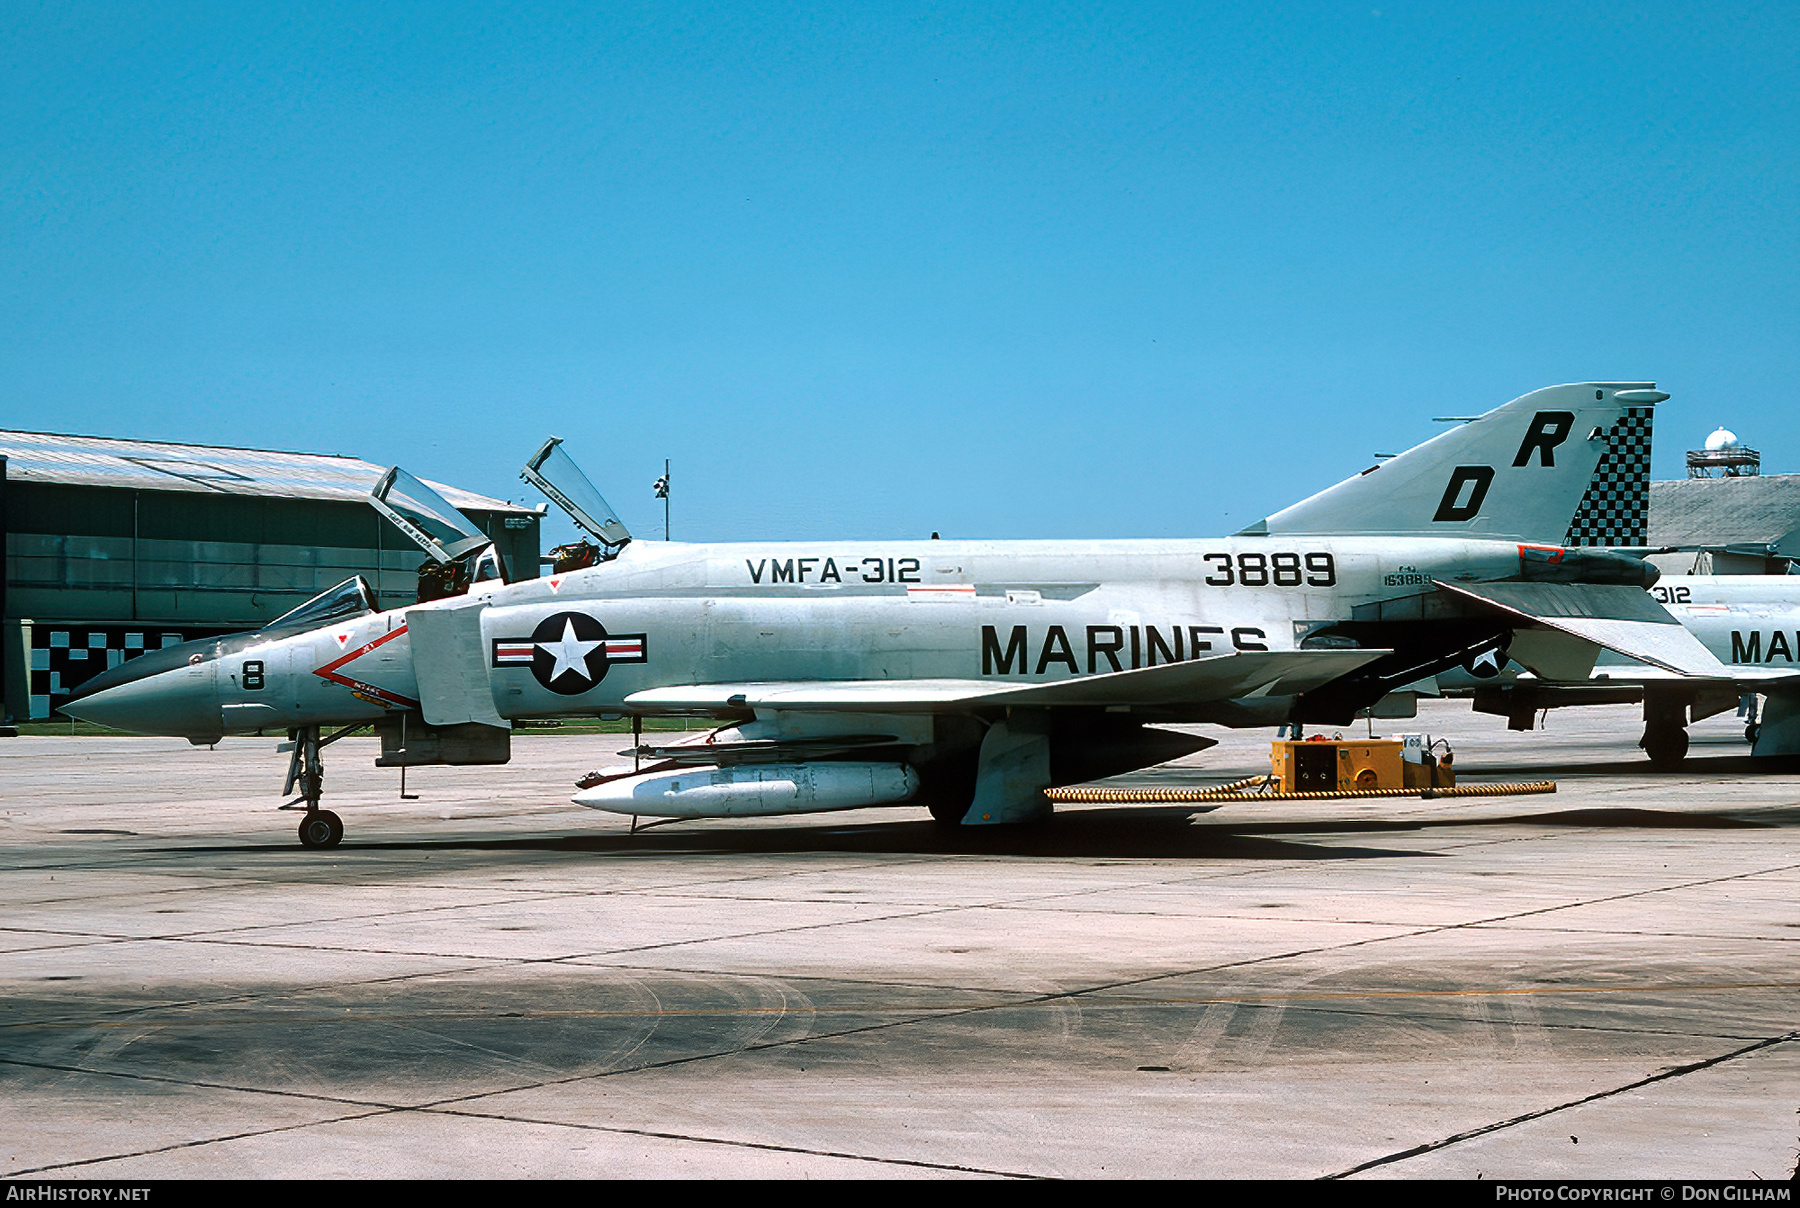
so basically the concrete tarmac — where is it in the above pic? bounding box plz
[2,699,1796,1180]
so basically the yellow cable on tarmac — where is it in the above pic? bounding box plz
[1044,779,1557,804]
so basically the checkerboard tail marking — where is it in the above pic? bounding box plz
[1565,407,1652,547]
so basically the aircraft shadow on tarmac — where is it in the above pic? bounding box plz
[1468,752,1800,779]
[181,791,1791,865]
[186,806,1428,862]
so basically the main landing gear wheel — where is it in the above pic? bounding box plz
[1641,724,1689,771]
[927,797,969,825]
[298,810,344,849]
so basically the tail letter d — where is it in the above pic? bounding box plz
[1433,465,1495,522]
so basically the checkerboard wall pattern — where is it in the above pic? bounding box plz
[27,625,235,719]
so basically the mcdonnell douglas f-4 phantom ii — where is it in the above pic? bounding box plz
[1462,573,1800,767]
[65,382,1728,848]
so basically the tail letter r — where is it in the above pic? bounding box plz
[1513,410,1575,467]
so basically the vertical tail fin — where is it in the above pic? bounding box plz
[1239,382,1663,545]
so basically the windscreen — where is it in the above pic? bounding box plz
[265,576,379,631]
[521,438,631,548]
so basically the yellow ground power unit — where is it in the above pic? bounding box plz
[1270,735,1457,794]
[1397,732,1456,789]
[1271,739,1400,792]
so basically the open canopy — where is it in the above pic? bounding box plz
[521,437,632,551]
[368,466,493,564]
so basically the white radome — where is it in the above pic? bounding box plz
[1704,427,1740,451]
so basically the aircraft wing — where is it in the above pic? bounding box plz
[1434,580,1728,677]
[1584,663,1800,686]
[623,648,1389,713]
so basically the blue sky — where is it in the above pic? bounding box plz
[3,2,1795,545]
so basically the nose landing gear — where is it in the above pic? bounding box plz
[281,724,363,849]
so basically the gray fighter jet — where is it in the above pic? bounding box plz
[65,382,1725,848]
[1652,577,1800,757]
[1462,573,1800,766]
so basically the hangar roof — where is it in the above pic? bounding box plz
[1649,474,1800,548]
[0,429,536,515]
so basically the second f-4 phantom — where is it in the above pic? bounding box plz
[66,382,1725,848]
[1463,572,1800,767]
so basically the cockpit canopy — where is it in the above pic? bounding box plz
[366,466,511,600]
[368,467,494,564]
[520,437,631,557]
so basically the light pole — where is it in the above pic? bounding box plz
[653,460,670,541]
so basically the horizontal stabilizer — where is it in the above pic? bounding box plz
[623,649,1389,714]
[1434,580,1728,677]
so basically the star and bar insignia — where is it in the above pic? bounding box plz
[492,611,647,695]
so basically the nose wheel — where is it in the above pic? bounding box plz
[298,810,344,849]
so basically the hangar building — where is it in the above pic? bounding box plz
[1646,429,1799,576]
[1,431,541,723]
[1649,475,1800,574]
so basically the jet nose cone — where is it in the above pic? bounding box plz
[63,661,222,741]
